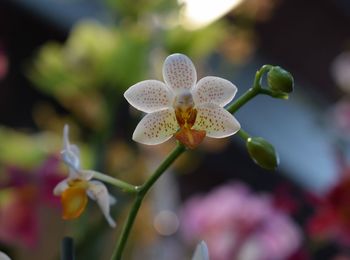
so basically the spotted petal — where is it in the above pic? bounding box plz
[193,103,240,138]
[132,108,178,145]
[124,80,174,113]
[87,181,116,228]
[192,76,237,107]
[163,53,197,93]
[192,241,210,260]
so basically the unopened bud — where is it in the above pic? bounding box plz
[267,66,294,93]
[246,137,279,170]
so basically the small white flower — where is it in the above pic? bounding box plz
[124,53,240,149]
[192,241,210,260]
[53,125,116,227]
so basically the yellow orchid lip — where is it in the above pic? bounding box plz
[61,186,88,220]
[61,180,89,220]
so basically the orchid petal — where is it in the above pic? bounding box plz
[193,103,240,138]
[192,76,237,106]
[109,194,117,205]
[87,181,116,228]
[132,108,178,145]
[192,241,210,260]
[62,125,80,171]
[53,179,69,196]
[61,150,80,172]
[77,169,94,181]
[124,80,174,113]
[163,53,197,93]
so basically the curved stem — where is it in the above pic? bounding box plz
[237,129,250,141]
[226,87,260,114]
[111,143,186,260]
[253,64,272,89]
[226,64,272,114]
[111,195,143,260]
[90,170,138,193]
[260,88,289,99]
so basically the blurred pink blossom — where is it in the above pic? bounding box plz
[0,186,38,248]
[0,47,8,80]
[181,183,301,260]
[307,172,350,246]
[0,155,64,248]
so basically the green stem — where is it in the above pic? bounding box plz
[89,170,138,193]
[237,129,250,141]
[226,65,272,114]
[111,195,143,260]
[110,143,186,260]
[254,64,272,88]
[260,88,289,99]
[226,87,260,114]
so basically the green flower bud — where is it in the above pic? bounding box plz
[267,66,294,93]
[246,137,279,170]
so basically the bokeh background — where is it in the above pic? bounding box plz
[1,0,350,259]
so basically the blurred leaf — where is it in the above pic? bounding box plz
[106,0,178,19]
[0,127,60,168]
[0,127,93,169]
[164,21,229,59]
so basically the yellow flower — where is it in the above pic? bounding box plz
[124,53,240,149]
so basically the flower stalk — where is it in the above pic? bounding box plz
[110,63,285,260]
[111,143,186,260]
[90,170,138,194]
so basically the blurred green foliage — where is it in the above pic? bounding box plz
[27,0,231,132]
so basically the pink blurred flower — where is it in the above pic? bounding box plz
[181,183,301,260]
[0,155,64,248]
[0,46,8,80]
[307,174,350,246]
[0,186,38,248]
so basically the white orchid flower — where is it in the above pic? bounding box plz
[124,53,240,149]
[192,241,210,260]
[53,125,116,227]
